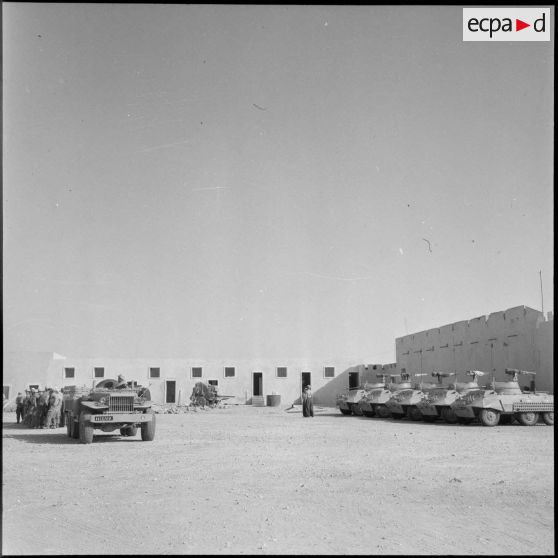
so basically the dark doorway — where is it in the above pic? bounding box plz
[253,372,263,396]
[301,372,311,393]
[166,380,176,403]
[349,371,360,389]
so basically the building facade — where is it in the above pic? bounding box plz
[2,353,391,407]
[396,305,554,392]
[3,305,553,408]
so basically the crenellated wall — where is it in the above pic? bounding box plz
[395,306,553,392]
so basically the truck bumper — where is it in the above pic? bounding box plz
[82,413,153,424]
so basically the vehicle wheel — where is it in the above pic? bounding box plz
[141,412,156,441]
[456,417,474,425]
[340,409,352,416]
[479,408,500,427]
[126,426,138,436]
[352,405,363,416]
[542,412,554,426]
[406,406,423,421]
[391,412,405,420]
[423,415,437,423]
[441,407,458,424]
[79,413,94,444]
[516,412,539,426]
[376,406,390,418]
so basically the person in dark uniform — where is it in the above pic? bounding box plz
[15,392,25,424]
[302,385,314,418]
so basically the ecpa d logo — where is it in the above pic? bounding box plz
[463,8,551,41]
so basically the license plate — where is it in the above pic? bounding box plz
[94,415,114,422]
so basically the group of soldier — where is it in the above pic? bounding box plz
[15,387,65,429]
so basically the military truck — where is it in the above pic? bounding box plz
[63,379,155,444]
[385,373,436,420]
[460,368,554,427]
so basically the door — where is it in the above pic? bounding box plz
[253,373,263,396]
[349,371,360,389]
[166,381,176,403]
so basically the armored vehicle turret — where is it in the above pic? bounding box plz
[462,369,554,427]
[385,373,437,420]
[63,379,155,444]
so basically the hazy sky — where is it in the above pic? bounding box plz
[3,4,554,361]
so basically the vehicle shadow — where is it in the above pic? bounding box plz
[3,428,144,445]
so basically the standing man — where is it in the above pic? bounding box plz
[302,385,314,418]
[46,387,63,428]
[15,392,25,424]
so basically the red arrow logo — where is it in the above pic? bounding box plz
[516,19,530,31]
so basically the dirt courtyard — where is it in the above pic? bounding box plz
[2,404,554,555]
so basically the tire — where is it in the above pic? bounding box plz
[516,412,539,426]
[352,405,363,417]
[391,412,405,420]
[126,426,138,437]
[141,412,156,441]
[376,406,390,419]
[441,407,458,424]
[542,412,554,426]
[480,408,500,427]
[340,409,352,416]
[406,406,423,421]
[79,413,94,444]
[457,417,474,425]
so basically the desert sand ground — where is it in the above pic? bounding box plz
[2,404,554,555]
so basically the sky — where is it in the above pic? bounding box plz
[2,4,554,361]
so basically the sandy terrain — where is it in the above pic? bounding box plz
[2,404,554,555]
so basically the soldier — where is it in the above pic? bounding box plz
[22,390,32,425]
[59,388,66,427]
[15,392,25,424]
[27,389,39,427]
[35,389,50,428]
[46,387,63,428]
